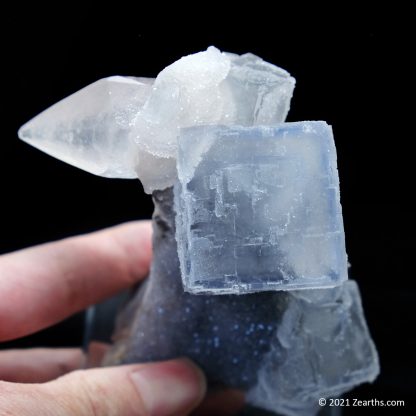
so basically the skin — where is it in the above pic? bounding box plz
[0,221,244,416]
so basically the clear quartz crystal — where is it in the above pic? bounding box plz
[176,122,348,294]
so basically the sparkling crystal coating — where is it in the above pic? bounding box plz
[133,47,295,192]
[104,189,378,416]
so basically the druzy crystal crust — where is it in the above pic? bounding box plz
[104,189,378,416]
[18,47,379,416]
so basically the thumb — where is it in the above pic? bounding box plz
[0,359,206,416]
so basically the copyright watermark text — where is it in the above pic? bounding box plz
[318,398,405,407]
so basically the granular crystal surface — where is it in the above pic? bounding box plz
[104,189,378,416]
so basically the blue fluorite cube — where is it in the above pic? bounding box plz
[175,121,348,294]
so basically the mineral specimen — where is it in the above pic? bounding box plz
[176,122,348,294]
[17,47,379,416]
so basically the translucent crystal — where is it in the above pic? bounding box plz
[19,76,153,178]
[18,47,295,193]
[247,280,380,416]
[132,46,295,192]
[176,122,348,294]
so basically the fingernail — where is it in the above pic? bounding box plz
[130,359,206,416]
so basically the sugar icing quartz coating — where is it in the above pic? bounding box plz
[176,122,348,294]
[104,189,379,416]
[19,47,295,193]
[133,47,295,192]
[18,47,379,416]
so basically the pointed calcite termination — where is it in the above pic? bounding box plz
[19,76,153,178]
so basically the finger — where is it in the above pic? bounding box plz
[192,388,245,416]
[86,341,110,368]
[0,348,85,383]
[0,359,206,416]
[0,221,152,341]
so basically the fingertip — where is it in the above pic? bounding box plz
[130,359,207,416]
[48,359,206,416]
[108,220,153,282]
[0,220,154,342]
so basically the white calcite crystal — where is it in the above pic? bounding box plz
[19,76,154,178]
[247,280,380,416]
[176,122,348,294]
[133,47,295,192]
[19,47,295,193]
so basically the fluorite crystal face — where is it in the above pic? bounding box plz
[17,47,379,416]
[176,122,348,294]
[248,280,379,416]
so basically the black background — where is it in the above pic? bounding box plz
[0,2,413,414]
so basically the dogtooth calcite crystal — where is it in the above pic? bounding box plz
[18,47,379,416]
[19,76,154,178]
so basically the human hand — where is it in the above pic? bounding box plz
[0,222,211,415]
